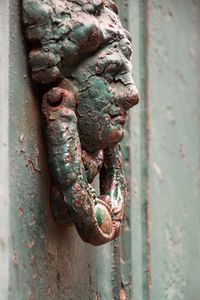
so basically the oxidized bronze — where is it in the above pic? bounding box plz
[22,0,139,245]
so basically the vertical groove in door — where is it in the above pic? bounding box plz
[144,0,151,299]
[112,1,133,299]
[139,0,152,299]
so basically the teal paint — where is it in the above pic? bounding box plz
[148,1,200,299]
[129,0,200,299]
[22,0,139,246]
[95,207,103,227]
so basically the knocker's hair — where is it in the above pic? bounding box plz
[23,0,132,84]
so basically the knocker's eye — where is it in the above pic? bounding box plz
[107,63,125,83]
[96,61,122,83]
[105,64,121,83]
[105,63,121,76]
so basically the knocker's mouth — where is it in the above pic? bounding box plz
[109,110,127,126]
[112,115,126,126]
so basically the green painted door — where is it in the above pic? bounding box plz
[0,0,200,299]
[129,1,200,300]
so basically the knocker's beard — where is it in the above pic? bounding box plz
[41,86,128,245]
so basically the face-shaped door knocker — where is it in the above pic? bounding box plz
[23,0,139,245]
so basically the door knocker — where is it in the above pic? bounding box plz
[22,0,139,245]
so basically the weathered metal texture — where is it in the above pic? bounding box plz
[130,0,200,300]
[22,0,139,245]
[7,0,119,298]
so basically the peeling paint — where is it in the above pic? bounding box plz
[22,0,139,246]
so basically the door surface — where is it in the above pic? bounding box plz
[0,1,200,300]
[130,1,200,300]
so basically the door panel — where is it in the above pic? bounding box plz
[130,1,200,299]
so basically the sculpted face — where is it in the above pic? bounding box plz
[74,43,139,152]
[67,4,139,152]
[23,0,139,152]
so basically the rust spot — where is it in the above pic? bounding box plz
[12,251,18,267]
[179,143,186,159]
[64,153,73,163]
[26,159,41,174]
[32,273,38,280]
[18,207,25,216]
[48,287,52,296]
[120,287,126,300]
[29,254,35,267]
[28,287,34,300]
[27,240,36,249]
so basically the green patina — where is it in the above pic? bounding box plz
[22,0,139,246]
[95,207,103,227]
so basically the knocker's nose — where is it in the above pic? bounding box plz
[125,85,140,110]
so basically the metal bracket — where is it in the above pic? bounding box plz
[22,0,139,245]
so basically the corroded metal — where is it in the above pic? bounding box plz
[22,0,139,245]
